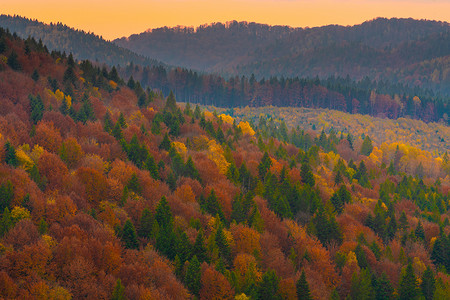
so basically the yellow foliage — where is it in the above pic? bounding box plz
[54,89,64,103]
[30,144,44,163]
[16,147,34,171]
[219,114,234,125]
[109,80,118,90]
[235,294,250,300]
[42,234,57,248]
[191,135,210,151]
[347,251,357,264]
[172,141,187,159]
[65,94,72,109]
[11,206,31,223]
[207,139,230,174]
[238,121,255,136]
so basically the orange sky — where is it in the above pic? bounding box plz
[3,0,450,40]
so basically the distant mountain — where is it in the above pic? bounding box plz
[115,18,450,93]
[0,14,163,67]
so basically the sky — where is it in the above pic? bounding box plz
[2,0,450,40]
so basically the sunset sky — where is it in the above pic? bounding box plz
[3,0,450,40]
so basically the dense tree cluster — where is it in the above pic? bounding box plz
[0,27,449,299]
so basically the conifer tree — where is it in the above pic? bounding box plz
[414,220,425,241]
[300,156,315,187]
[121,219,139,249]
[360,135,374,156]
[398,261,418,300]
[159,133,171,151]
[185,255,201,295]
[296,270,313,300]
[138,208,154,239]
[258,269,281,300]
[421,266,435,300]
[4,142,18,167]
[192,230,208,263]
[165,90,177,112]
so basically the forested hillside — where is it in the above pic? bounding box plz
[118,64,449,124]
[115,18,450,94]
[0,28,450,299]
[0,15,163,67]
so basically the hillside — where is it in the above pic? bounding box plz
[0,14,163,67]
[0,27,450,299]
[115,18,450,94]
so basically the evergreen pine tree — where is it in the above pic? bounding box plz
[415,220,425,241]
[360,135,374,156]
[421,266,435,300]
[192,230,208,263]
[138,208,154,239]
[0,208,12,237]
[7,50,21,70]
[103,111,113,133]
[4,141,18,167]
[296,270,313,300]
[185,255,201,295]
[398,261,418,300]
[159,133,171,151]
[300,156,315,187]
[121,219,139,249]
[165,90,177,112]
[258,269,280,300]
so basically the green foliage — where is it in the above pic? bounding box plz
[0,180,14,212]
[185,255,201,295]
[360,135,374,156]
[257,269,281,300]
[121,219,139,249]
[330,185,351,214]
[7,50,21,70]
[300,156,315,187]
[0,208,12,237]
[296,270,313,300]
[258,152,272,180]
[421,266,435,300]
[165,90,177,112]
[159,133,171,151]
[398,261,419,300]
[350,268,374,300]
[111,279,125,300]
[4,141,18,167]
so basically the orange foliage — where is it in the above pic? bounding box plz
[33,121,63,153]
[200,264,234,300]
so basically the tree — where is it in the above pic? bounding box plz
[165,90,177,112]
[159,133,171,151]
[398,261,418,300]
[296,270,312,300]
[111,279,125,300]
[414,221,425,241]
[330,185,351,214]
[138,208,154,239]
[300,156,315,187]
[121,219,139,249]
[360,136,373,156]
[192,230,208,263]
[4,142,18,167]
[420,266,435,300]
[258,152,272,180]
[29,94,44,124]
[7,50,21,70]
[0,180,14,212]
[258,269,281,300]
[184,156,200,181]
[185,255,201,295]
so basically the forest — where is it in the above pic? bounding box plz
[0,15,162,68]
[114,18,450,94]
[117,64,449,124]
[0,27,449,299]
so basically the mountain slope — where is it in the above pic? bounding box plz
[0,14,163,67]
[115,18,450,92]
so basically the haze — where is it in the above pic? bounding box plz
[3,0,450,40]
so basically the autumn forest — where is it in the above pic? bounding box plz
[0,15,449,300]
